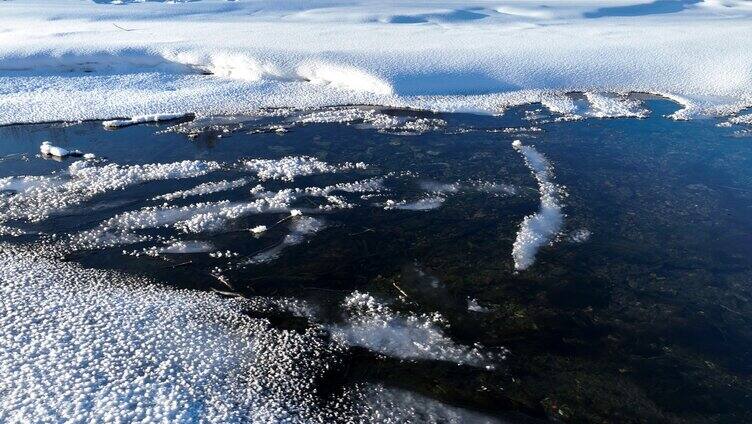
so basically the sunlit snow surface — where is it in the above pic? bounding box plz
[0,1,751,123]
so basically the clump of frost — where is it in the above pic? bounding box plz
[467,298,490,313]
[0,160,221,224]
[569,228,592,243]
[103,113,194,129]
[511,140,565,271]
[244,156,366,181]
[39,141,69,158]
[153,178,248,201]
[250,225,267,234]
[329,291,500,368]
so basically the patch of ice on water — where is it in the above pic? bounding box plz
[348,384,503,424]
[244,156,367,182]
[383,196,446,211]
[246,216,325,264]
[511,140,565,271]
[330,291,500,368]
[39,141,69,158]
[126,240,215,258]
[419,181,461,195]
[471,180,517,196]
[0,160,221,224]
[73,189,298,249]
[250,225,267,234]
[467,298,490,313]
[103,112,194,129]
[584,92,648,118]
[153,178,248,201]
[569,228,592,243]
[160,240,215,254]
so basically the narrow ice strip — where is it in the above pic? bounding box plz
[584,92,648,118]
[511,140,565,271]
[244,156,367,182]
[0,160,221,223]
[74,189,297,249]
[153,178,248,201]
[383,196,445,211]
[102,112,194,129]
[329,291,500,368]
[159,240,214,254]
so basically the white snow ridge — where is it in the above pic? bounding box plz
[511,140,565,271]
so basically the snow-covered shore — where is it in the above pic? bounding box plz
[0,0,751,124]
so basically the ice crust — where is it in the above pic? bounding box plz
[1,1,751,124]
[511,140,565,271]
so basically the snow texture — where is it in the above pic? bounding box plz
[1,1,751,124]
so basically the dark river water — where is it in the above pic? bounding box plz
[0,98,750,423]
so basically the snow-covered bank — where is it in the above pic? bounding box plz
[1,0,751,124]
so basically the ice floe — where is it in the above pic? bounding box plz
[511,140,565,271]
[39,141,69,158]
[330,291,500,368]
